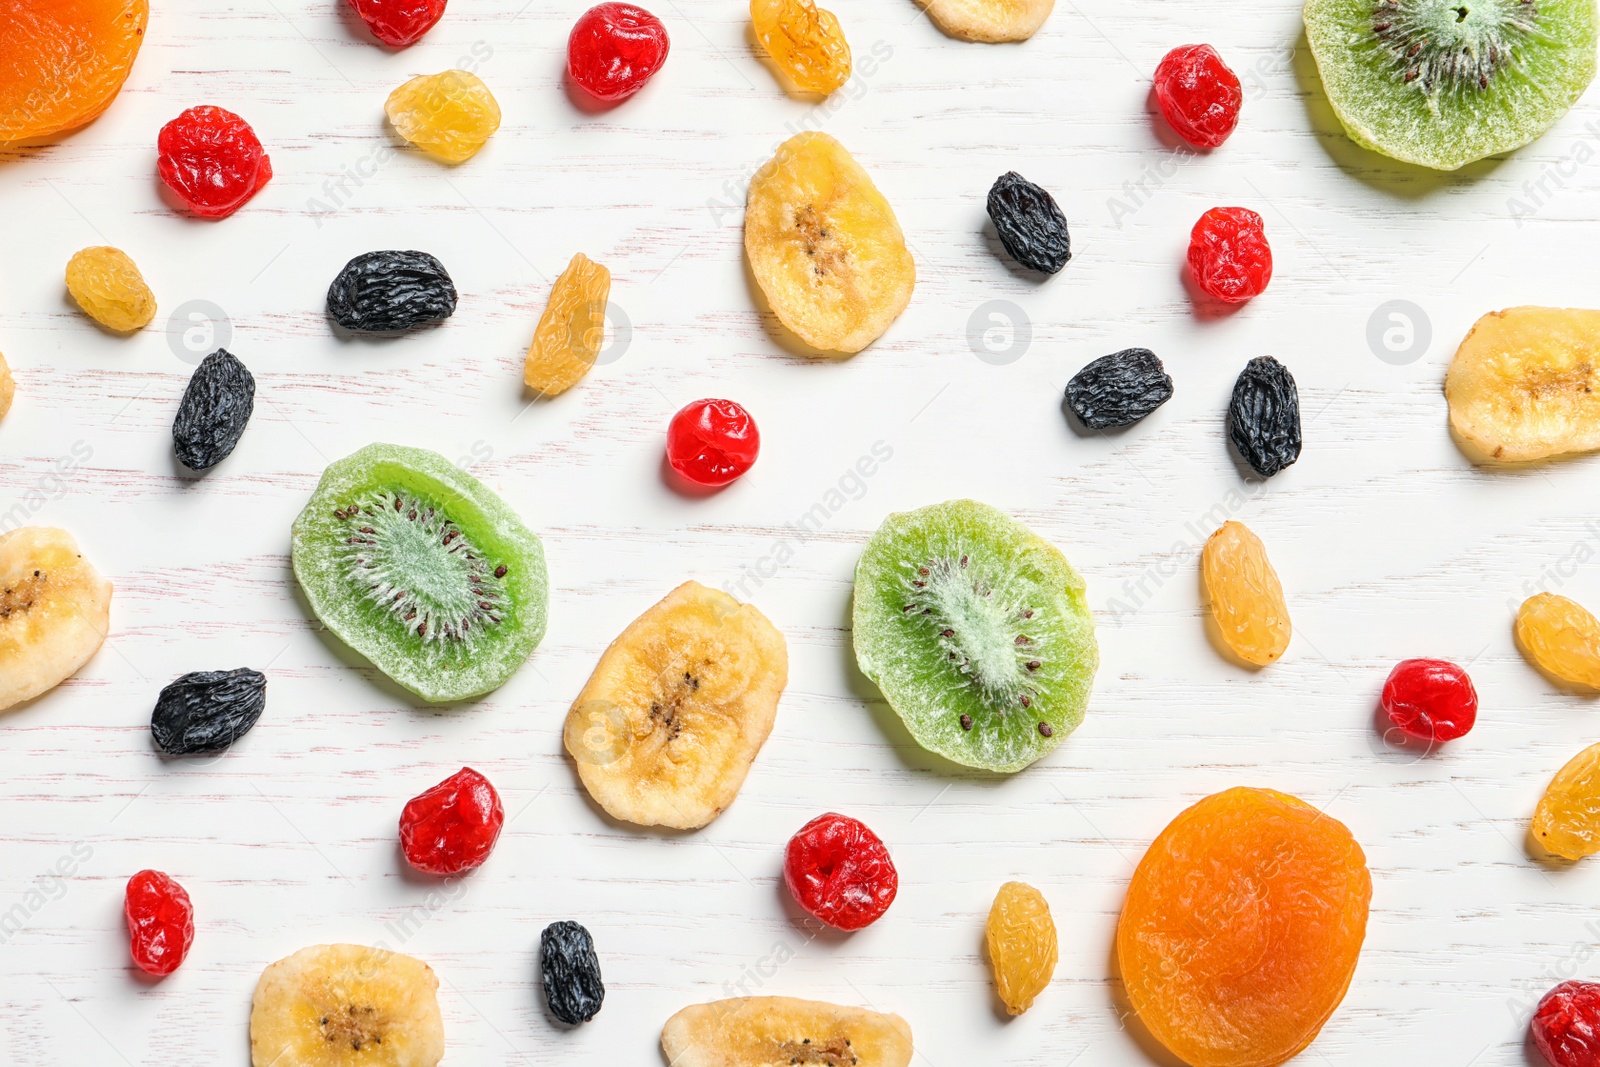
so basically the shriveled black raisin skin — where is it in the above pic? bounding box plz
[173,349,255,471]
[986,172,1071,274]
[540,920,604,1025]
[151,669,267,755]
[1228,356,1302,477]
[1065,348,1174,429]
[327,250,458,333]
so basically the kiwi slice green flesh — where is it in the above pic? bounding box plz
[852,499,1097,773]
[291,443,548,703]
[1305,0,1597,170]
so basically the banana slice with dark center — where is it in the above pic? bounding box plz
[0,527,112,712]
[662,996,914,1067]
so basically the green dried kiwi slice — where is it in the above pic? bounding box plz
[291,443,548,702]
[852,499,1097,772]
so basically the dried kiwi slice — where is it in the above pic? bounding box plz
[852,500,1097,772]
[291,444,547,703]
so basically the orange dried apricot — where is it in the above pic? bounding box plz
[523,253,610,397]
[1533,741,1600,860]
[1202,520,1290,666]
[0,0,148,144]
[1117,787,1371,1067]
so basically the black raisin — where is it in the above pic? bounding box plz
[1065,348,1174,429]
[1228,356,1302,477]
[985,172,1071,274]
[151,668,267,755]
[327,250,458,333]
[173,349,255,471]
[540,920,604,1025]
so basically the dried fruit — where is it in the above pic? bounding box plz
[399,767,504,875]
[1444,307,1600,462]
[0,352,14,421]
[540,921,605,1025]
[666,399,760,486]
[1064,348,1173,429]
[567,3,670,102]
[919,0,1053,43]
[751,0,852,94]
[327,250,457,333]
[65,246,156,333]
[0,527,113,713]
[1153,44,1242,149]
[563,581,787,829]
[1533,979,1600,1067]
[1380,658,1476,742]
[347,0,446,46]
[1303,0,1597,171]
[290,443,549,703]
[249,944,444,1067]
[522,252,610,397]
[151,668,267,755]
[157,106,272,219]
[986,881,1057,1015]
[1118,787,1371,1067]
[173,349,255,472]
[1188,206,1271,304]
[852,499,1098,772]
[124,870,194,976]
[1534,741,1600,860]
[661,997,913,1067]
[386,69,500,163]
[986,172,1070,275]
[744,131,915,354]
[1517,593,1600,689]
[784,812,898,930]
[1228,355,1301,477]
[0,0,148,143]
[1202,520,1290,667]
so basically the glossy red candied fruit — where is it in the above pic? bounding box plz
[1381,658,1477,743]
[568,3,670,102]
[1187,206,1271,304]
[399,767,505,876]
[124,869,195,976]
[1153,44,1243,149]
[1534,980,1600,1067]
[783,812,898,931]
[157,106,272,219]
[667,398,760,487]
[346,0,447,46]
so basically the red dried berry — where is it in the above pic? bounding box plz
[1153,44,1243,149]
[666,399,760,487]
[783,812,898,931]
[399,767,505,875]
[567,3,670,102]
[124,870,195,977]
[346,0,446,46]
[1187,207,1271,304]
[1381,658,1477,743]
[157,106,272,219]
[1534,980,1600,1067]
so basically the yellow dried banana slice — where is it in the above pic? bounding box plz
[662,996,914,1067]
[920,0,1053,43]
[0,352,13,420]
[0,527,112,712]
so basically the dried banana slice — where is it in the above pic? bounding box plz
[744,132,915,355]
[563,581,787,829]
[662,996,914,1067]
[0,527,112,712]
[249,944,445,1067]
[919,0,1053,43]
[0,352,13,420]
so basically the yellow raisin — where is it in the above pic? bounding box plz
[1202,520,1290,666]
[0,353,12,420]
[1517,593,1600,689]
[750,0,852,95]
[65,246,156,333]
[1533,741,1600,860]
[523,253,611,397]
[985,880,1057,1015]
[385,69,501,164]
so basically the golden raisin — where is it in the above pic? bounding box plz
[385,69,501,164]
[0,353,13,420]
[65,246,156,333]
[523,253,611,397]
[1533,741,1600,860]
[985,881,1056,1015]
[1202,520,1290,666]
[750,0,852,95]
[1517,593,1600,689]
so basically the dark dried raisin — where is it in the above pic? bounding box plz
[151,668,266,754]
[986,172,1070,274]
[1065,348,1174,429]
[1228,356,1301,477]
[327,250,458,333]
[540,920,604,1025]
[174,349,255,471]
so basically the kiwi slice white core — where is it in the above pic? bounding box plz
[1374,0,1537,94]
[902,553,1044,714]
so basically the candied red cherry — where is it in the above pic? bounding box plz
[667,398,760,487]
[1187,207,1271,304]
[783,812,898,930]
[1153,44,1243,149]
[399,767,505,875]
[1534,980,1600,1067]
[157,106,273,219]
[346,0,447,46]
[568,3,670,102]
[124,869,195,977]
[1380,658,1477,743]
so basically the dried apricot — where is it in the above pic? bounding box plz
[0,0,147,143]
[751,0,851,95]
[1118,787,1371,1067]
[1534,742,1600,860]
[985,881,1056,1015]
[523,253,611,397]
[65,246,156,333]
[385,69,500,163]
[1518,593,1600,689]
[1202,520,1290,666]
